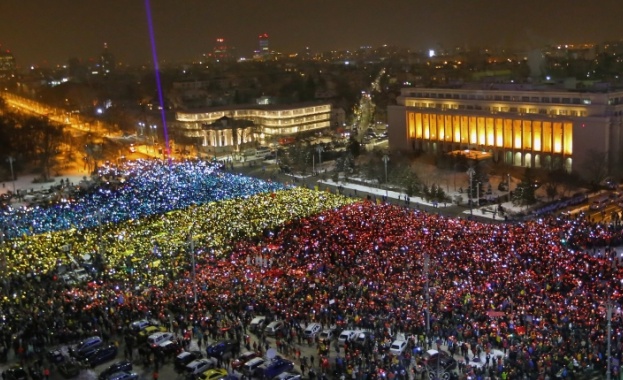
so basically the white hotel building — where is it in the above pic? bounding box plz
[175,102,332,150]
[388,85,623,176]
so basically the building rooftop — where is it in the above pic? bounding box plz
[178,101,330,114]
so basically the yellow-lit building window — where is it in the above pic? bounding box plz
[453,115,460,142]
[513,120,522,149]
[553,122,562,153]
[469,116,477,144]
[430,113,437,140]
[486,118,494,146]
[415,113,423,139]
[522,121,532,150]
[461,116,469,143]
[477,117,486,145]
[563,122,573,155]
[504,119,513,148]
[533,121,542,151]
[407,112,415,138]
[445,115,453,141]
[424,114,431,139]
[495,118,503,147]
[543,121,552,153]
[437,115,445,141]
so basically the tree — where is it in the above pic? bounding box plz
[347,136,361,158]
[512,168,538,206]
[393,164,420,195]
[286,140,312,174]
[29,117,65,180]
[580,149,609,187]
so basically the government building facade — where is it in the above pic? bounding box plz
[174,102,332,153]
[388,85,623,176]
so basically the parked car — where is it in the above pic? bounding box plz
[157,339,182,356]
[70,336,103,359]
[130,319,160,333]
[198,368,228,380]
[242,357,265,377]
[353,331,373,348]
[303,323,322,339]
[47,348,65,364]
[147,332,174,348]
[249,316,269,332]
[274,372,302,380]
[186,358,218,378]
[175,351,203,372]
[389,339,408,356]
[337,330,357,346]
[84,344,118,367]
[259,356,294,379]
[57,360,82,378]
[2,365,28,380]
[104,371,139,380]
[231,351,259,371]
[206,340,238,358]
[138,325,168,341]
[264,320,285,336]
[318,329,335,343]
[99,361,133,380]
[420,349,457,374]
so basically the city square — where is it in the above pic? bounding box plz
[0,159,620,379]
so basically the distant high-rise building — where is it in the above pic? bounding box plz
[259,33,269,57]
[0,49,16,80]
[212,38,234,62]
[100,42,115,75]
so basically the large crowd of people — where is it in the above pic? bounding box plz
[0,159,622,380]
[0,160,287,239]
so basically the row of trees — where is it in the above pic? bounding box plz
[0,106,66,182]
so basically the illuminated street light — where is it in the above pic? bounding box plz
[382,154,390,184]
[6,156,16,194]
[467,167,475,214]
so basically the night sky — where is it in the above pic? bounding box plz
[1,0,623,67]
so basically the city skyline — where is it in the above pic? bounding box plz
[1,0,623,67]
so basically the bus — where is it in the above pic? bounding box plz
[255,147,272,159]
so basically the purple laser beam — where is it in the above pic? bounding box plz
[144,0,170,162]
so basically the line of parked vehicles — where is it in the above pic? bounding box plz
[248,316,458,380]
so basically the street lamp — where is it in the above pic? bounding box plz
[467,167,475,214]
[316,145,324,171]
[382,154,390,184]
[150,124,158,143]
[6,156,16,194]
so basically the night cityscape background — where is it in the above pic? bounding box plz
[1,0,623,66]
[2,1,623,380]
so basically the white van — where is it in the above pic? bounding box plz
[303,323,322,338]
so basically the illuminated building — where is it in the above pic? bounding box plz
[258,33,269,58]
[388,85,623,174]
[212,38,233,62]
[100,43,115,76]
[175,102,332,150]
[0,50,16,80]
